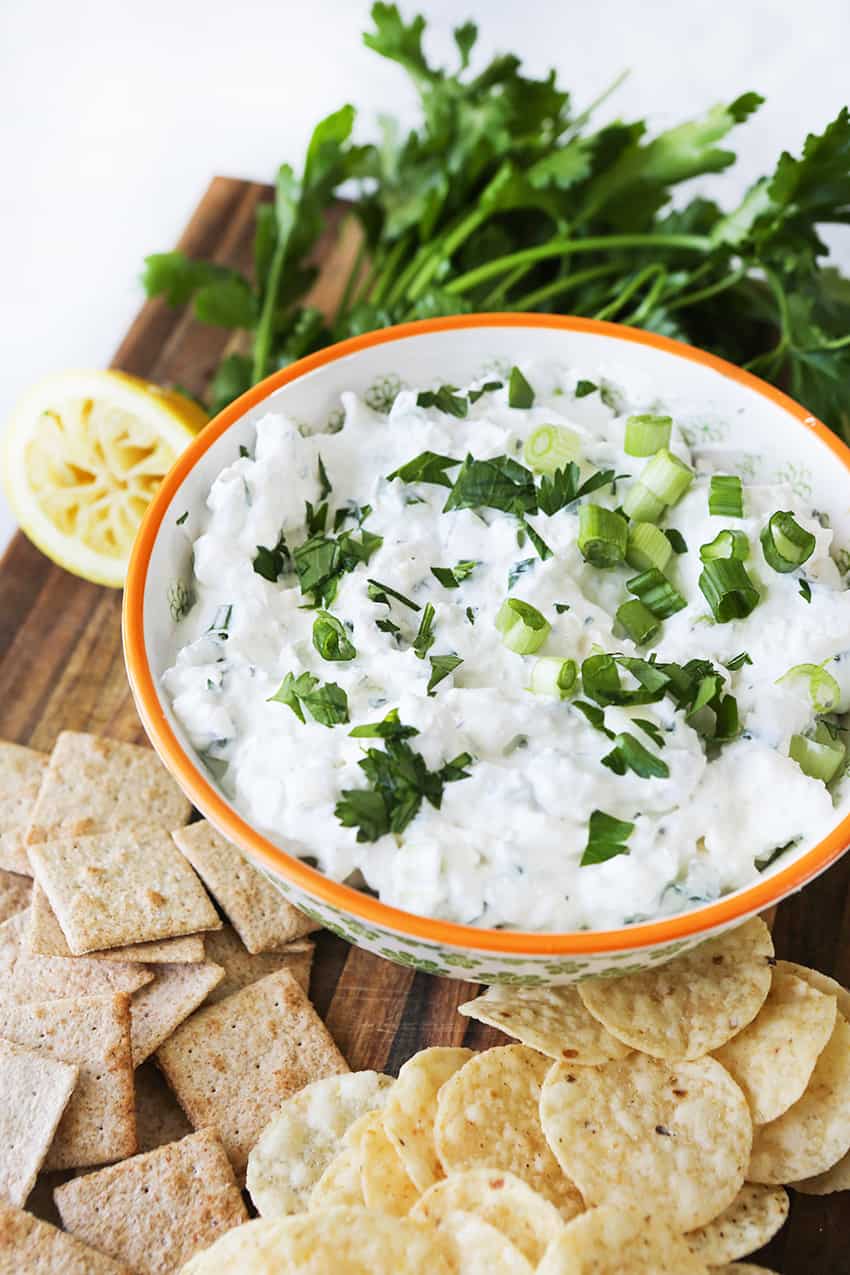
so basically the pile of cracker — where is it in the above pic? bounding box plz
[185,916,849,1274]
[0,731,355,1274]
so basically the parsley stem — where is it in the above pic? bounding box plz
[405,209,489,302]
[444,234,711,297]
[512,263,619,312]
[480,261,537,308]
[593,264,665,322]
[369,235,411,306]
[334,230,369,323]
[252,241,287,383]
[665,266,748,313]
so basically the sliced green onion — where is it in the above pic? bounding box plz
[627,568,687,619]
[617,599,661,645]
[624,413,672,457]
[523,424,582,475]
[530,656,578,699]
[578,505,628,568]
[495,597,550,654]
[699,530,750,562]
[699,559,760,622]
[777,662,841,713]
[709,474,744,518]
[626,521,672,573]
[790,723,846,784]
[760,511,816,573]
[623,448,694,522]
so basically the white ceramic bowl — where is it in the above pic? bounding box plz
[124,315,850,984]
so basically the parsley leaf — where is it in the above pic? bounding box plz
[268,671,349,727]
[427,653,463,694]
[601,732,669,779]
[508,366,535,408]
[253,534,291,582]
[387,451,461,488]
[412,602,436,658]
[317,455,332,499]
[664,528,689,555]
[431,560,478,588]
[416,385,468,417]
[367,578,421,611]
[799,578,812,603]
[508,558,536,589]
[725,651,752,671]
[575,379,598,398]
[581,810,635,866]
[536,463,617,516]
[313,611,356,661]
[294,526,383,607]
[443,454,537,516]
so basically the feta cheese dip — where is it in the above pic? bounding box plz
[163,362,850,932]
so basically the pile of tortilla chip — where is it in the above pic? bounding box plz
[190,915,848,1274]
[0,731,345,1274]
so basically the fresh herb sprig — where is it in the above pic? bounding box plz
[143,6,850,440]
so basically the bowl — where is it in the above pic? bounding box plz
[123,314,850,985]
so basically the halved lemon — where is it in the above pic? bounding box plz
[2,371,208,587]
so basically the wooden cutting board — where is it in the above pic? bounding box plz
[2,176,848,1271]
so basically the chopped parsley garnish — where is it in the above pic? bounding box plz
[239,445,250,459]
[427,653,463,694]
[536,463,618,516]
[431,560,478,588]
[412,602,436,658]
[416,385,469,417]
[312,611,356,661]
[336,711,472,841]
[508,558,536,589]
[465,606,476,625]
[367,579,421,611]
[581,810,635,866]
[386,451,461,488]
[572,699,667,779]
[294,526,382,607]
[725,651,753,670]
[268,671,349,727]
[176,511,188,526]
[508,366,535,408]
[333,501,372,532]
[376,616,401,639]
[207,604,233,637]
[469,380,503,403]
[317,454,332,499]
[519,518,552,562]
[799,578,812,603]
[663,528,688,555]
[554,602,571,614]
[444,454,538,516]
[253,533,291,582]
[574,379,598,398]
[305,499,329,536]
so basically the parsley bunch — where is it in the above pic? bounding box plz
[143,4,850,439]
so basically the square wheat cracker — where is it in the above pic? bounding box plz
[0,993,135,1170]
[156,969,348,1176]
[0,1202,132,1274]
[0,741,47,874]
[0,1039,77,1207]
[172,820,316,952]
[28,827,220,955]
[25,732,191,847]
[0,868,31,924]
[0,910,152,1004]
[27,884,206,962]
[204,925,314,1003]
[55,1127,247,1275]
[130,961,224,1066]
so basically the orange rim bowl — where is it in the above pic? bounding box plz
[123,313,850,956]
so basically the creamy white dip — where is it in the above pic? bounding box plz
[164,362,850,931]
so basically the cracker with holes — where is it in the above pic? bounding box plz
[578,917,774,1060]
[0,1039,77,1206]
[204,925,313,1002]
[28,827,220,954]
[172,820,316,951]
[27,883,207,962]
[247,1069,393,1215]
[130,961,224,1066]
[157,969,348,1176]
[0,740,47,874]
[0,993,135,1169]
[0,1202,132,1274]
[0,909,152,1003]
[25,732,191,847]
[0,868,31,923]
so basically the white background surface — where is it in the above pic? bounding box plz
[1,0,847,558]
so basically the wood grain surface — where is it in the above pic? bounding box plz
[2,177,848,1272]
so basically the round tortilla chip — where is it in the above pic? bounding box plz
[777,961,850,1020]
[540,1053,752,1231]
[246,1071,394,1217]
[458,985,632,1065]
[427,1209,534,1275]
[360,1114,420,1215]
[410,1168,565,1265]
[308,1143,365,1210]
[712,1267,779,1274]
[685,1182,789,1264]
[434,1045,583,1220]
[791,1145,850,1195]
[178,1219,295,1274]
[182,1208,455,1274]
[749,1014,850,1184]
[535,1204,709,1274]
[578,917,774,1060]
[382,1046,472,1192]
[713,969,837,1124]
